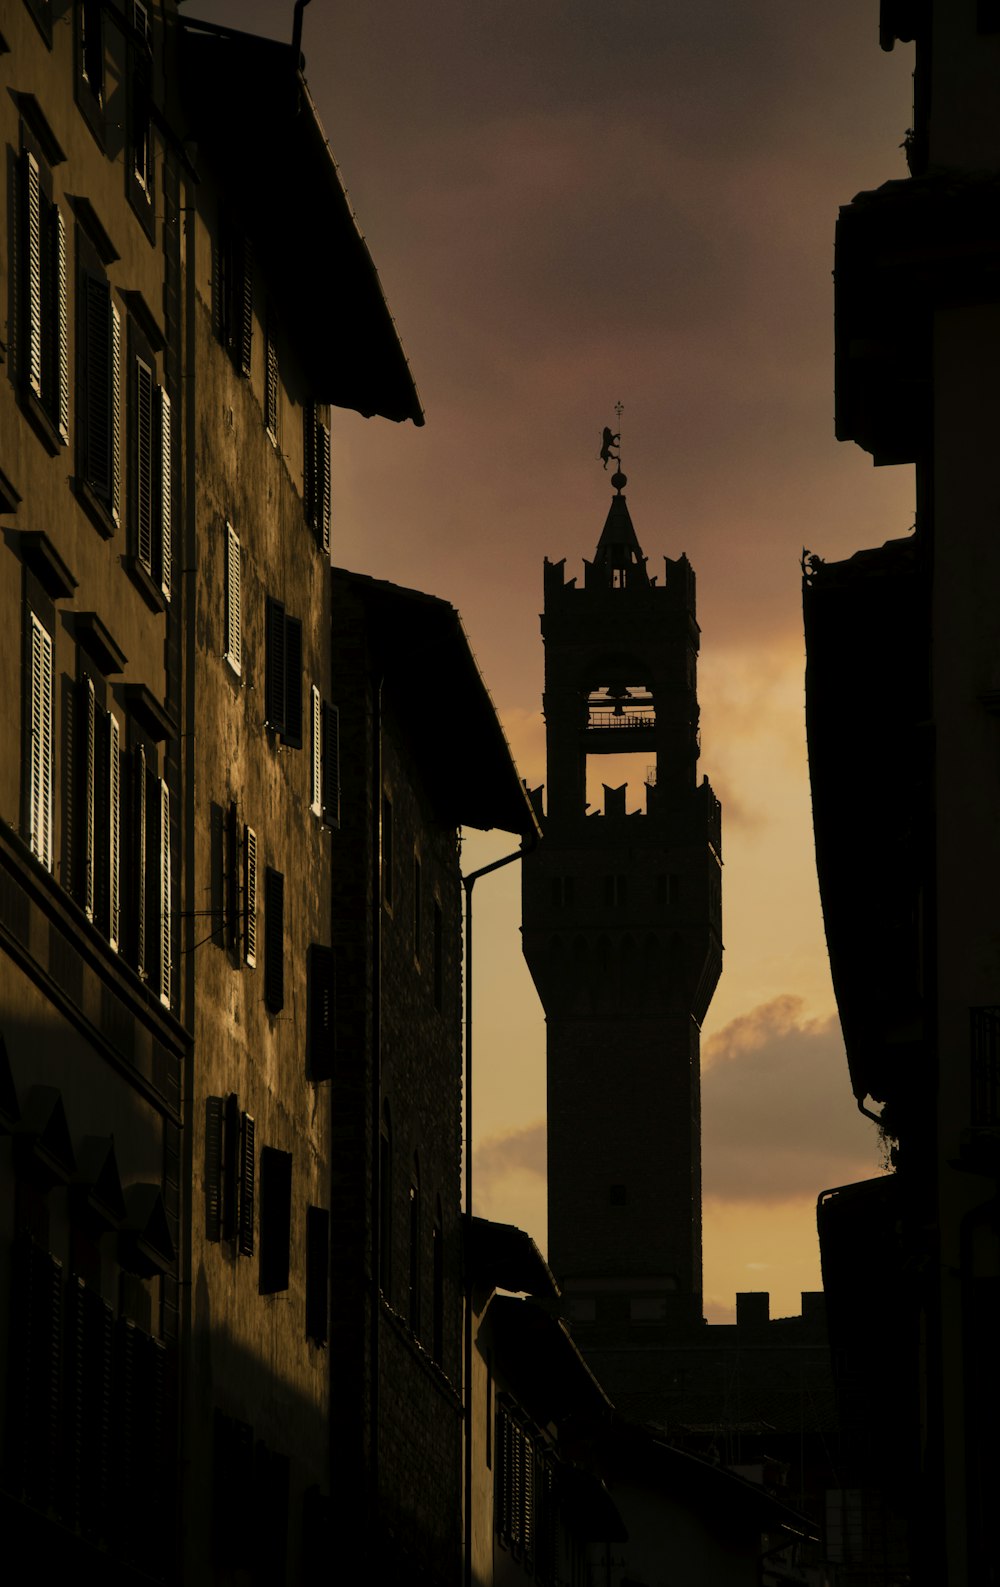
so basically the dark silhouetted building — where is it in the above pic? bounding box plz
[522,484,722,1338]
[805,7,1000,1584]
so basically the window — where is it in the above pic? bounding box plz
[408,1156,420,1334]
[381,794,393,910]
[128,3,153,213]
[265,599,302,746]
[225,524,241,675]
[656,873,678,907]
[603,874,627,907]
[259,1148,292,1294]
[304,403,330,553]
[264,310,278,438]
[264,868,284,1013]
[79,0,105,109]
[413,856,422,962]
[79,273,121,527]
[310,687,322,815]
[305,1206,329,1345]
[219,1095,255,1255]
[243,826,257,969]
[551,875,575,909]
[217,227,252,377]
[129,337,171,603]
[76,674,121,948]
[18,141,69,446]
[307,944,334,1081]
[25,611,55,870]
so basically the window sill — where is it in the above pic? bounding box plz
[73,477,117,540]
[74,79,106,151]
[123,554,167,613]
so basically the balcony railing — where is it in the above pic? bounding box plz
[586,708,655,732]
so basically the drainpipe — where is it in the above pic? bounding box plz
[462,829,538,1587]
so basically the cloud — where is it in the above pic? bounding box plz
[702,995,883,1204]
[473,1121,547,1242]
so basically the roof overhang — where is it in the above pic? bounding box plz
[334,570,540,837]
[179,21,423,425]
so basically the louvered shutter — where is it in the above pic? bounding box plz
[133,744,147,975]
[222,1093,239,1242]
[84,275,112,497]
[54,205,69,442]
[238,1111,255,1257]
[239,235,253,377]
[265,313,278,436]
[135,357,154,574]
[110,302,122,525]
[25,151,43,399]
[283,617,303,748]
[322,703,340,827]
[244,825,257,968]
[265,868,284,1012]
[317,419,331,554]
[225,800,238,952]
[158,385,171,598]
[81,676,97,918]
[29,614,55,871]
[158,777,171,1008]
[310,686,322,813]
[226,523,241,674]
[205,1096,223,1242]
[265,597,286,732]
[108,712,121,950]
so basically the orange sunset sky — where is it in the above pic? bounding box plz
[191,0,915,1320]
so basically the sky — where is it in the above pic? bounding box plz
[189,0,914,1320]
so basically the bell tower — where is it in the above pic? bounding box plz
[522,443,722,1339]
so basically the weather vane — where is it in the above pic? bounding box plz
[599,402,627,493]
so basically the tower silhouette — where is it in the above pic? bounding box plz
[522,475,722,1339]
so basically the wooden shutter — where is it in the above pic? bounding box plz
[84,275,112,497]
[239,234,253,377]
[25,150,43,399]
[322,703,340,828]
[244,825,257,969]
[259,1147,292,1294]
[108,711,121,950]
[265,597,286,732]
[305,1206,329,1344]
[221,1093,239,1241]
[308,944,334,1080]
[264,311,278,436]
[110,301,122,525]
[205,1095,223,1242]
[29,613,55,870]
[158,776,171,1008]
[265,868,284,1012]
[226,523,241,674]
[238,1110,255,1257]
[158,386,171,598]
[54,204,69,442]
[310,686,322,814]
[135,357,154,574]
[282,617,303,748]
[317,419,331,554]
[225,799,238,952]
[82,675,97,917]
[133,744,147,975]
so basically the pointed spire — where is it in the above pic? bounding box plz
[590,492,649,588]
